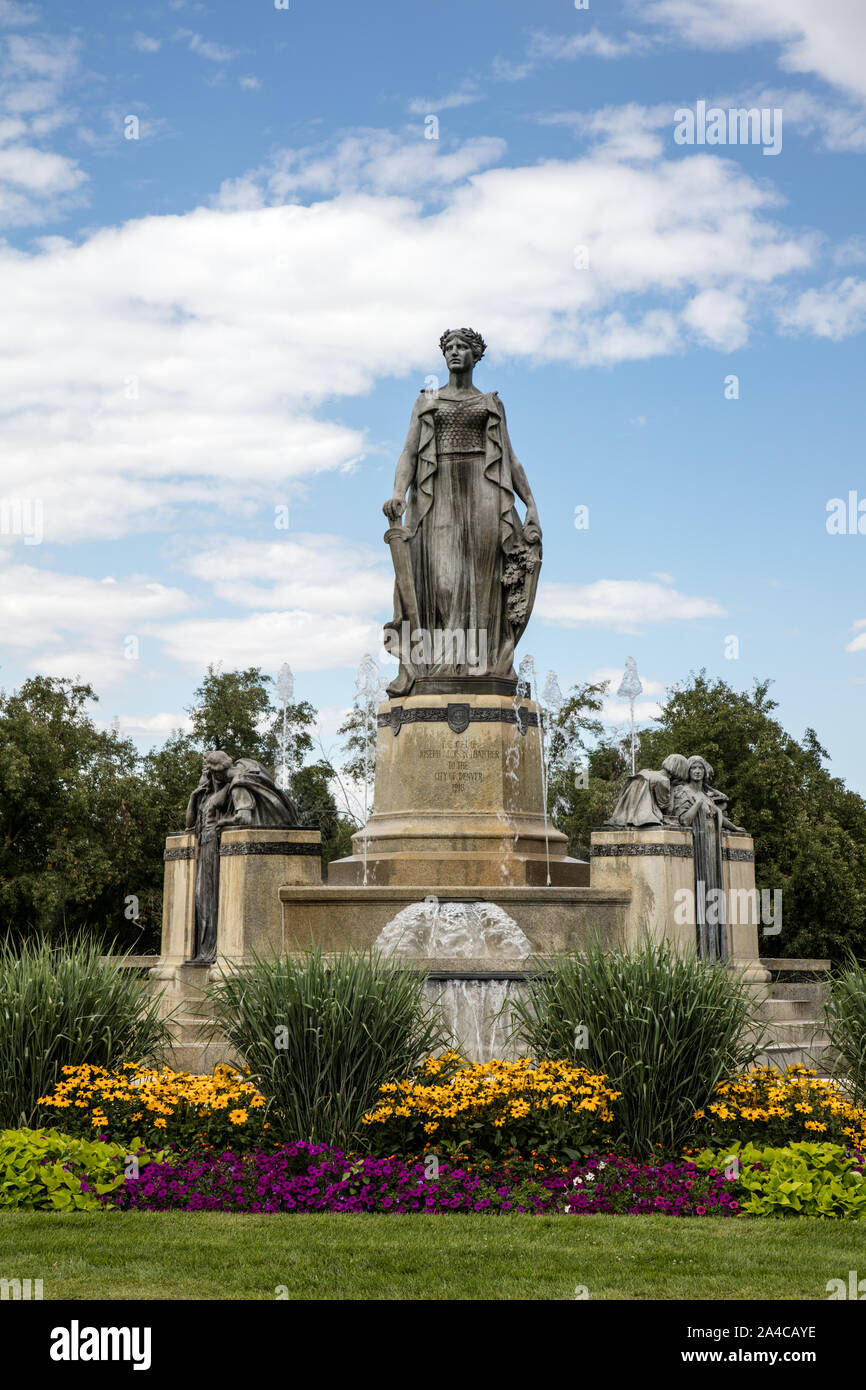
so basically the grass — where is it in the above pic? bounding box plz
[0,1212,860,1300]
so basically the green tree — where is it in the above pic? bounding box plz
[0,677,144,945]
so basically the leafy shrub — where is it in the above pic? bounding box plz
[205,948,450,1148]
[0,935,171,1129]
[694,1066,866,1150]
[693,1141,866,1219]
[824,960,866,1105]
[510,936,761,1155]
[361,1053,619,1160]
[0,1127,158,1211]
[38,1063,268,1152]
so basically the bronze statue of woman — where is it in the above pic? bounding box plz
[382,328,542,696]
[671,755,744,963]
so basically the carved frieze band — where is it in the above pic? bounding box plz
[163,846,195,861]
[591,843,694,859]
[378,704,539,736]
[219,842,321,857]
[591,842,755,862]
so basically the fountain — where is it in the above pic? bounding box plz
[276,326,630,1060]
[155,326,772,1070]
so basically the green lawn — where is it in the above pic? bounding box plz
[0,1212,861,1299]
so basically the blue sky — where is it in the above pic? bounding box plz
[0,0,865,790]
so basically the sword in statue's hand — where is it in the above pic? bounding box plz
[384,524,422,635]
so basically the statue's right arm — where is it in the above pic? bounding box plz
[383,403,421,523]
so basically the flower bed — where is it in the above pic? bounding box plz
[16,1060,865,1220]
[361,1053,620,1158]
[695,1066,866,1150]
[38,1063,268,1152]
[103,1143,737,1216]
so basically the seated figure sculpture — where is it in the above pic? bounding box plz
[185,750,300,965]
[604,752,690,827]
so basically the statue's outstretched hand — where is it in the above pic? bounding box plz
[383,495,405,524]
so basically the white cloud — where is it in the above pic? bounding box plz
[845,620,866,654]
[529,28,651,63]
[0,131,823,555]
[642,0,866,101]
[155,610,382,674]
[408,83,483,114]
[0,31,86,224]
[239,75,261,91]
[834,236,866,266]
[173,29,238,63]
[779,277,866,339]
[536,579,725,631]
[540,103,670,162]
[0,556,191,686]
[601,696,664,724]
[216,129,507,203]
[111,711,193,738]
[183,535,392,615]
[682,288,750,350]
[0,0,36,24]
[132,32,161,54]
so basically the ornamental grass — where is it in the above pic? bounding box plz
[205,948,451,1149]
[509,936,762,1156]
[361,1053,620,1159]
[0,935,171,1130]
[824,958,866,1106]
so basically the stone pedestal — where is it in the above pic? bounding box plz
[329,693,587,887]
[590,826,770,984]
[160,831,197,963]
[152,825,323,1071]
[216,826,322,961]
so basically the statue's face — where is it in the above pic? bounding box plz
[204,756,229,785]
[443,336,474,373]
[689,762,704,783]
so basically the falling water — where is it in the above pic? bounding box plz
[375,899,531,1062]
[275,662,295,792]
[354,653,383,886]
[427,978,524,1063]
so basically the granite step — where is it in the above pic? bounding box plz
[756,996,817,1020]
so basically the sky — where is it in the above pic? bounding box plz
[0,0,864,789]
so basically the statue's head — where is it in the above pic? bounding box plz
[661,753,689,782]
[686,755,713,786]
[203,749,233,785]
[439,327,486,372]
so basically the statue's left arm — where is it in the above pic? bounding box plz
[218,785,254,829]
[498,398,541,543]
